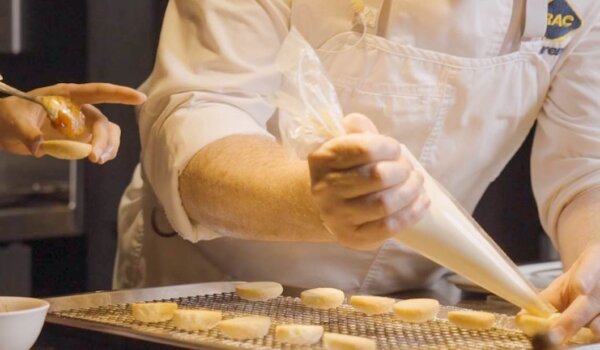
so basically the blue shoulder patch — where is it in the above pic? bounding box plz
[545,0,582,41]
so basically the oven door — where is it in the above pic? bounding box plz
[0,153,83,242]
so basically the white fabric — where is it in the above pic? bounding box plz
[114,0,600,292]
[523,0,549,40]
[532,8,600,244]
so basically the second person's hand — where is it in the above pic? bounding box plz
[0,82,146,163]
[308,113,429,251]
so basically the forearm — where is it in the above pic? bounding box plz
[556,186,600,268]
[179,134,332,242]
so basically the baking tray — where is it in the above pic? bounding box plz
[45,282,595,350]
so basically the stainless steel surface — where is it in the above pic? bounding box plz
[0,0,25,54]
[45,282,592,350]
[0,153,82,242]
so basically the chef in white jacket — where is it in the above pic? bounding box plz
[115,0,600,342]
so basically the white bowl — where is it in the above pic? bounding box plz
[0,297,49,350]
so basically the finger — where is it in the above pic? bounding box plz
[68,83,146,105]
[354,191,429,242]
[551,295,600,344]
[84,105,110,163]
[30,83,146,105]
[343,113,378,134]
[0,139,38,156]
[342,170,424,225]
[590,315,600,340]
[386,191,430,230]
[314,158,413,198]
[531,333,565,350]
[10,114,44,156]
[309,134,401,178]
[333,222,391,251]
[99,122,121,164]
[539,273,569,311]
[570,245,600,295]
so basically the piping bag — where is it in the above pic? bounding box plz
[273,28,556,317]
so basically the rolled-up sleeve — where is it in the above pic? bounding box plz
[532,15,600,245]
[138,0,291,241]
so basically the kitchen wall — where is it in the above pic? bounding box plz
[474,130,558,263]
[0,0,166,296]
[84,0,168,291]
[0,0,87,296]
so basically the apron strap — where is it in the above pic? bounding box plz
[522,0,548,41]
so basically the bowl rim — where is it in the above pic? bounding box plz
[0,296,50,317]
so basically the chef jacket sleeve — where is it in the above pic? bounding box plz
[138,0,291,241]
[531,16,600,246]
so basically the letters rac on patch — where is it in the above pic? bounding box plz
[545,0,582,41]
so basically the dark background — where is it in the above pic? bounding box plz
[0,0,555,297]
[0,0,168,296]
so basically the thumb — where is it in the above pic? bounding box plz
[13,118,44,156]
[343,113,378,134]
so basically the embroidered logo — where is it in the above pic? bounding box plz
[545,0,582,42]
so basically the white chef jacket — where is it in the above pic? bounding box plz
[114,0,600,292]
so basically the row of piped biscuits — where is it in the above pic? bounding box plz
[297,286,495,330]
[237,282,595,344]
[129,301,366,348]
[236,282,445,322]
[129,281,498,350]
[242,282,494,329]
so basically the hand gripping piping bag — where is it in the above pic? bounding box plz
[272,28,555,317]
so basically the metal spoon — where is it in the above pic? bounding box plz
[0,76,86,138]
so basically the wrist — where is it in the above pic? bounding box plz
[288,159,336,241]
[556,186,600,267]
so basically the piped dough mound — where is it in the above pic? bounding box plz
[300,288,345,310]
[447,310,496,330]
[235,282,283,301]
[171,309,222,331]
[218,316,271,340]
[350,295,395,315]
[131,302,178,323]
[275,324,324,345]
[322,332,377,350]
[393,298,440,323]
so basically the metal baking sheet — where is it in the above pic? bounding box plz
[45,282,594,350]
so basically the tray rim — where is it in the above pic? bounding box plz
[45,282,244,350]
[43,281,594,350]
